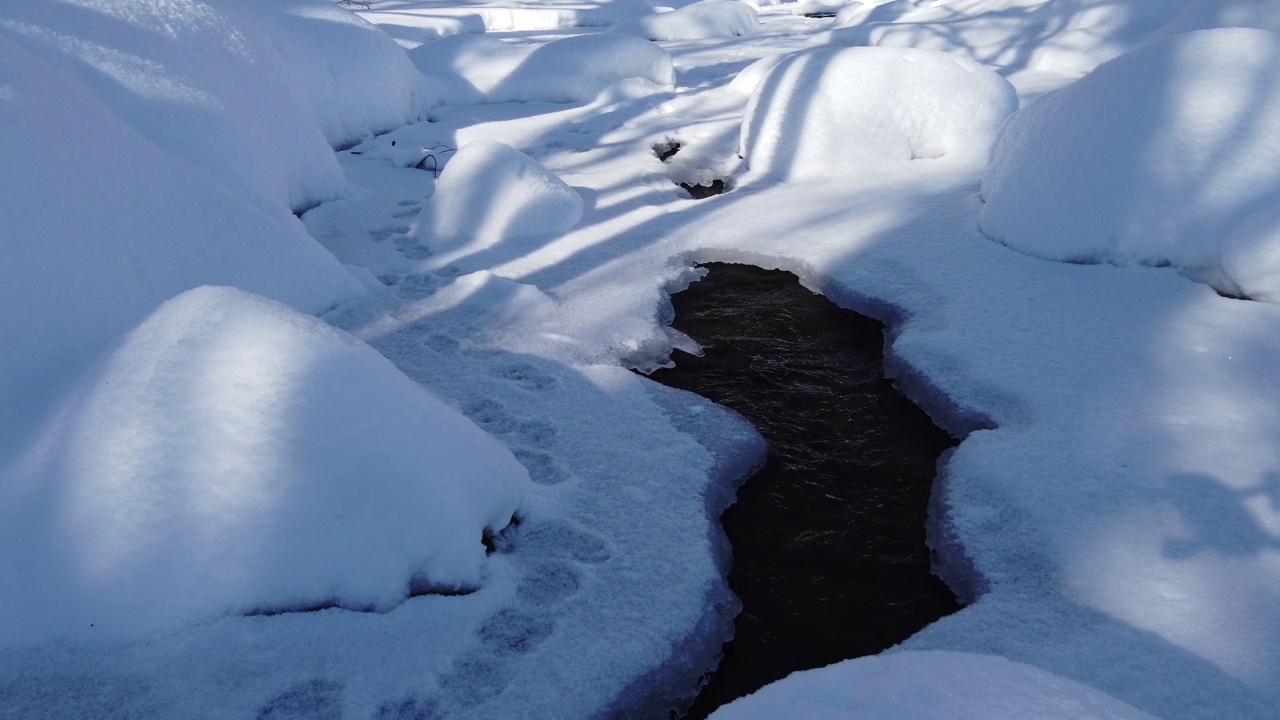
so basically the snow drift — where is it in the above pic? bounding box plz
[709,651,1160,719]
[429,139,584,252]
[980,28,1280,301]
[407,32,674,105]
[740,46,1018,180]
[610,1,760,42]
[0,286,530,645]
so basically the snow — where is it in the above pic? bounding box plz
[709,651,1160,719]
[1155,0,1280,37]
[611,1,760,41]
[740,46,1018,180]
[407,32,674,105]
[5,0,1280,718]
[0,286,529,645]
[427,139,585,260]
[980,28,1280,301]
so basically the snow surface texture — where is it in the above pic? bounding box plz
[611,1,760,41]
[0,287,529,645]
[709,651,1159,720]
[0,0,432,463]
[740,46,1019,180]
[1154,0,1280,37]
[981,28,1280,301]
[828,0,1194,97]
[6,0,1280,719]
[408,32,674,105]
[428,139,584,261]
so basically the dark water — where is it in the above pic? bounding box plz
[647,263,961,718]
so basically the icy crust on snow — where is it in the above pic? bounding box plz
[0,286,529,645]
[708,650,1160,720]
[610,1,760,41]
[739,46,1018,181]
[980,28,1280,302]
[407,31,674,105]
[428,140,584,256]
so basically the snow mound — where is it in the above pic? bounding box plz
[610,1,760,41]
[980,28,1280,301]
[0,286,529,645]
[430,139,584,251]
[834,0,921,29]
[740,46,1018,180]
[408,32,674,105]
[709,651,1159,720]
[0,0,429,210]
[0,30,365,464]
[1155,0,1280,37]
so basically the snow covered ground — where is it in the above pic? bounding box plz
[3,0,1280,718]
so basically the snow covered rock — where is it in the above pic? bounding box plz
[0,32,365,464]
[610,1,760,42]
[0,0,430,211]
[708,651,1160,720]
[0,287,530,645]
[1154,0,1280,37]
[980,28,1280,301]
[408,32,674,105]
[740,46,1018,180]
[834,0,920,29]
[430,139,584,251]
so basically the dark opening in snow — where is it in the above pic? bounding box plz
[680,180,726,200]
[647,263,961,718]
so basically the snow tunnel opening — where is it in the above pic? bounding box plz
[646,262,962,719]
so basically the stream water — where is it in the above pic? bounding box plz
[647,263,961,718]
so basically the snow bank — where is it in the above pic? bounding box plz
[828,0,1191,94]
[408,32,674,105]
[980,28,1280,301]
[709,651,1159,719]
[429,139,584,251]
[0,0,429,210]
[610,1,760,41]
[1155,0,1280,37]
[834,0,921,29]
[740,46,1018,180]
[0,31,365,463]
[0,286,529,645]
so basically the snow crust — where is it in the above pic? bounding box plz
[408,32,674,105]
[981,28,1280,301]
[710,650,1159,719]
[0,286,529,645]
[740,46,1018,180]
[611,1,760,41]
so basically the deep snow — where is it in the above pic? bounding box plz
[3,0,1280,718]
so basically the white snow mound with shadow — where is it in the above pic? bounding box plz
[430,139,584,252]
[740,46,1019,181]
[610,1,760,41]
[980,28,1280,302]
[408,32,674,105]
[0,286,529,645]
[709,650,1160,720]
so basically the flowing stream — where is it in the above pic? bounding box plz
[647,263,961,718]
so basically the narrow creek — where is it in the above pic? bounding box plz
[647,263,961,718]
